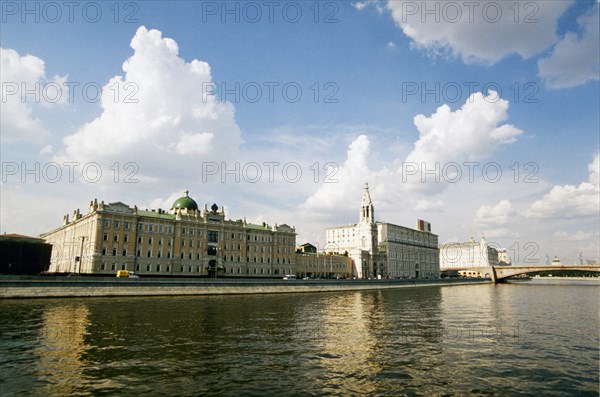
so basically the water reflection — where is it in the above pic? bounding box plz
[439,284,600,395]
[35,304,90,396]
[309,292,381,394]
[1,284,598,396]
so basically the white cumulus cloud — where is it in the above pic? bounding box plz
[403,90,523,192]
[171,132,214,155]
[538,4,600,89]
[302,135,382,212]
[407,90,523,164]
[475,199,513,226]
[303,91,524,212]
[57,26,241,171]
[353,0,385,13]
[526,153,600,219]
[386,0,572,64]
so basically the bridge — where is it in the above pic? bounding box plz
[443,265,600,283]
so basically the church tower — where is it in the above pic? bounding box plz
[359,183,375,224]
[325,182,386,279]
[355,183,380,279]
[357,183,378,253]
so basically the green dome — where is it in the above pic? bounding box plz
[172,190,198,211]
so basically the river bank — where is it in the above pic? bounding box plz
[0,275,488,299]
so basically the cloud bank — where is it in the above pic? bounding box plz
[58,26,241,171]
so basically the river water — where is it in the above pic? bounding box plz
[1,280,598,396]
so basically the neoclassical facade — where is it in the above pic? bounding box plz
[41,191,297,277]
[377,222,439,279]
[325,184,440,279]
[439,236,499,270]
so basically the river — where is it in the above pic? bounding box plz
[1,280,598,396]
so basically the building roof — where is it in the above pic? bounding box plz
[245,223,270,230]
[300,243,317,248]
[0,233,47,243]
[377,222,439,237]
[172,190,198,211]
[326,224,358,230]
[137,210,176,220]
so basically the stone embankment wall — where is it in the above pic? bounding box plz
[0,276,489,299]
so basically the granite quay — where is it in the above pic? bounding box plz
[0,276,487,299]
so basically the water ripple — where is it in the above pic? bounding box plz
[1,284,598,396]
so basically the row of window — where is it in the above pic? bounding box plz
[386,271,438,278]
[326,230,436,246]
[103,244,294,257]
[328,233,356,238]
[100,262,293,275]
[388,251,438,260]
[386,235,438,246]
[386,261,439,271]
[100,246,293,264]
[104,219,293,245]
[103,236,294,256]
[298,262,350,269]
[104,220,131,230]
[103,232,293,249]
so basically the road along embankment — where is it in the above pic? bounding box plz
[0,276,489,299]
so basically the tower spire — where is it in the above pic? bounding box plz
[360,183,374,223]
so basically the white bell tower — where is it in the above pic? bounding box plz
[359,183,375,224]
[357,183,378,252]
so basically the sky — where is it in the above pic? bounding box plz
[1,0,599,265]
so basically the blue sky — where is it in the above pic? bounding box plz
[1,0,599,264]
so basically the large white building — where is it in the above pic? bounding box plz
[40,191,297,277]
[325,184,440,279]
[377,222,439,279]
[439,236,499,270]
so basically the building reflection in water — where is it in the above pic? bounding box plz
[306,291,381,394]
[34,303,90,396]
[440,284,522,345]
[19,289,445,395]
[2,285,596,395]
[301,288,444,394]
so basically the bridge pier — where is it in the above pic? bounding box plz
[490,266,498,284]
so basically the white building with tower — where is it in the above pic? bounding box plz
[325,183,439,279]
